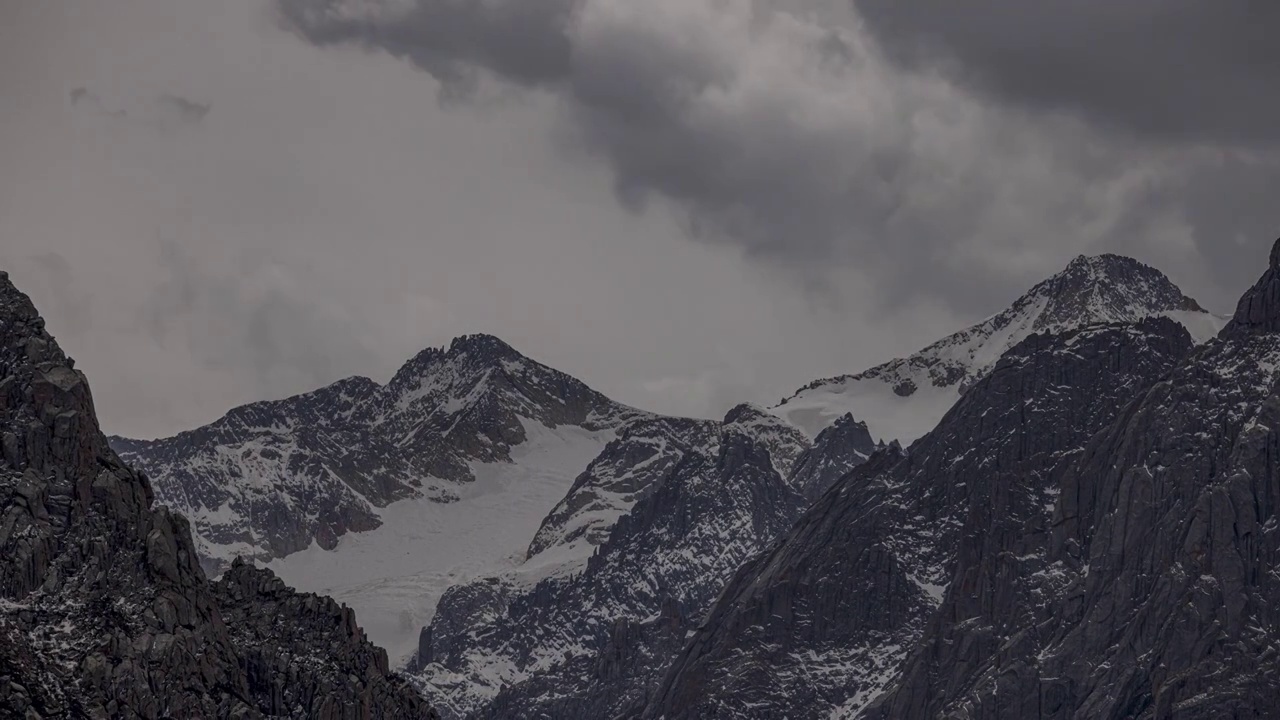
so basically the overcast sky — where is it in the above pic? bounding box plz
[3,0,1277,438]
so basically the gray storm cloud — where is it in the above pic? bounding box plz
[277,0,1271,313]
[849,0,1280,304]
[852,0,1280,144]
[5,0,974,438]
[280,0,576,93]
[10,0,1278,439]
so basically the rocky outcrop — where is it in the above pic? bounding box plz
[868,238,1280,719]
[214,558,435,718]
[720,402,811,479]
[789,412,880,503]
[410,406,819,719]
[113,332,648,572]
[526,416,720,559]
[646,316,1195,720]
[0,270,435,719]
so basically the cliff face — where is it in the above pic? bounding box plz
[649,239,1280,720]
[873,240,1280,719]
[646,316,1195,719]
[0,270,433,719]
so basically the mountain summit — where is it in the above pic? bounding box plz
[773,253,1223,442]
[862,244,1280,719]
[1030,253,1205,327]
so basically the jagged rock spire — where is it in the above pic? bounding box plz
[1224,237,1280,336]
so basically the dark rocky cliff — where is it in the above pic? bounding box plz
[871,239,1280,719]
[646,316,1195,719]
[0,270,434,719]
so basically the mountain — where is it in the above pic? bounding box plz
[525,415,721,561]
[113,334,646,572]
[407,404,823,719]
[645,315,1196,719]
[0,270,434,718]
[113,333,651,661]
[391,251,1219,718]
[866,239,1280,719]
[773,253,1224,443]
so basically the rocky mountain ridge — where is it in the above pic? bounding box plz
[868,238,1280,719]
[0,270,435,719]
[525,415,721,561]
[113,333,648,572]
[647,315,1198,719]
[28,244,1259,720]
[773,253,1224,444]
[647,239,1280,719]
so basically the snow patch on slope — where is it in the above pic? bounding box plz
[1163,309,1228,344]
[777,377,961,445]
[266,420,613,665]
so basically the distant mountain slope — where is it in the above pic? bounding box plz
[112,334,649,573]
[773,254,1224,443]
[264,418,618,664]
[408,404,821,719]
[0,270,434,719]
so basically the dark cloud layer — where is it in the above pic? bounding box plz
[11,0,1280,438]
[278,0,1238,314]
[11,0,965,438]
[851,0,1280,304]
[276,0,1280,315]
[853,0,1280,145]
[280,0,577,96]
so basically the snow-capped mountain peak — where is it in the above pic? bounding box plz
[378,333,633,433]
[773,253,1225,443]
[112,333,648,574]
[1021,252,1204,330]
[384,334,517,394]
